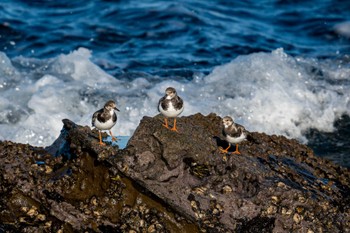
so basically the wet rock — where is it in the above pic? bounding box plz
[0,119,198,232]
[1,114,350,232]
[116,113,350,232]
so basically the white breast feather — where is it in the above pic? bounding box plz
[94,110,116,130]
[159,101,184,118]
[226,132,246,144]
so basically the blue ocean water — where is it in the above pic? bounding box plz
[0,0,349,166]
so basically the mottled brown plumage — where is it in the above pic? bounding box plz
[220,116,249,154]
[158,87,184,132]
[92,100,119,145]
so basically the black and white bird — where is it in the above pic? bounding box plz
[92,100,119,145]
[220,116,248,155]
[158,87,184,132]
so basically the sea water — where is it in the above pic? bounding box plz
[0,0,349,166]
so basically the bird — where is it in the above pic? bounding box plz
[92,100,119,145]
[158,87,184,132]
[219,116,248,155]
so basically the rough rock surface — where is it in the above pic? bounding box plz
[0,114,349,232]
[0,119,197,232]
[118,113,350,232]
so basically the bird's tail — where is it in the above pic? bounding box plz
[246,132,259,144]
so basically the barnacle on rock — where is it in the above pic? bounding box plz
[1,115,350,233]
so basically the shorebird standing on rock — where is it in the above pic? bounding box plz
[92,100,119,145]
[158,87,184,132]
[219,116,249,155]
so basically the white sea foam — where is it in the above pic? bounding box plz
[0,48,349,146]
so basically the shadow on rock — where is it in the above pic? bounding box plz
[0,113,349,232]
[117,113,350,232]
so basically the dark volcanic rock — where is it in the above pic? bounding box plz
[0,120,197,232]
[0,114,349,232]
[117,113,350,232]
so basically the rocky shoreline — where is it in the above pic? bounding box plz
[1,113,349,232]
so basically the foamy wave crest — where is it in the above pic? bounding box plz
[0,48,349,146]
[196,48,350,141]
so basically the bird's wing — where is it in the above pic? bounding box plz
[222,126,227,137]
[173,96,184,109]
[225,125,242,138]
[92,109,102,126]
[158,96,166,111]
[236,123,249,136]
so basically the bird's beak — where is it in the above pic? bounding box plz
[114,107,120,111]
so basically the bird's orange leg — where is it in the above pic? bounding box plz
[163,118,169,128]
[232,144,241,154]
[109,130,118,141]
[98,131,106,146]
[219,144,231,154]
[170,118,179,132]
